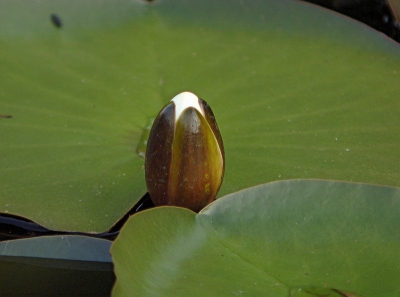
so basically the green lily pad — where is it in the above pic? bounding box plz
[111,180,400,297]
[1,0,400,233]
[0,235,113,295]
[0,235,112,263]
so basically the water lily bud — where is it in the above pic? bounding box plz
[145,91,225,212]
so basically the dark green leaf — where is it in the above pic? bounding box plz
[0,235,113,295]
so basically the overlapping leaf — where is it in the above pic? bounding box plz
[112,180,400,297]
[0,235,113,295]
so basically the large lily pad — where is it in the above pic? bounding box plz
[1,0,400,232]
[111,180,400,296]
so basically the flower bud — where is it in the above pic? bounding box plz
[145,92,225,212]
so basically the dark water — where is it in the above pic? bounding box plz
[302,0,400,43]
[0,193,154,242]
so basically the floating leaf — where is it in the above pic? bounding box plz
[0,235,113,295]
[112,180,400,297]
[1,0,400,232]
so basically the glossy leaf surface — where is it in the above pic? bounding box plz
[1,0,400,232]
[111,180,400,297]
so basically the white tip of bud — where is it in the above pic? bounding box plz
[171,92,204,122]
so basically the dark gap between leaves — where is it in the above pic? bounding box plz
[301,0,400,43]
[0,193,154,242]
